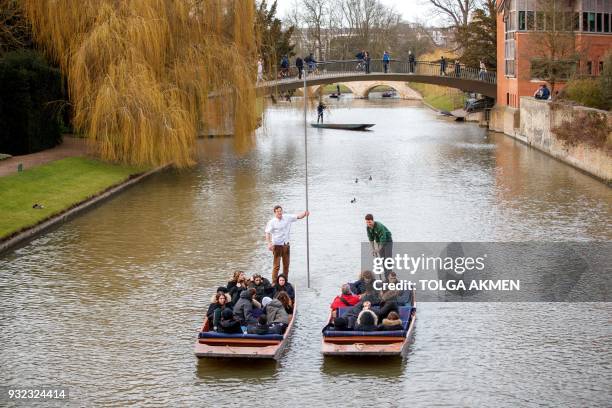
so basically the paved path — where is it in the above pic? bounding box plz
[0,136,90,177]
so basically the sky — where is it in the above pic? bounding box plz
[275,0,430,24]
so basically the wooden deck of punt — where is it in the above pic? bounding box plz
[321,291,416,357]
[310,123,375,130]
[194,295,297,360]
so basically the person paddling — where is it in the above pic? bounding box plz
[265,205,309,282]
[365,213,393,281]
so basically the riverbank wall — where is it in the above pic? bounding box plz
[490,98,611,183]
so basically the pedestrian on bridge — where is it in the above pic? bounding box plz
[479,60,487,80]
[454,60,461,78]
[408,51,415,73]
[383,51,390,73]
[257,58,264,82]
[364,51,371,74]
[296,56,304,79]
[440,56,446,76]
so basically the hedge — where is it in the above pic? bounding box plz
[0,50,64,155]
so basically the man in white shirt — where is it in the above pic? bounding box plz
[265,205,309,283]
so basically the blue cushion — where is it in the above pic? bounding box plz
[323,329,406,337]
[398,306,412,322]
[199,331,283,341]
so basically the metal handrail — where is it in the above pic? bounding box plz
[263,59,497,86]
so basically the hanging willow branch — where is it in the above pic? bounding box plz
[23,0,260,168]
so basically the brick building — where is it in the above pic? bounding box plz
[496,0,612,108]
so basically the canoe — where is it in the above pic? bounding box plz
[310,123,374,131]
[195,292,297,360]
[321,290,415,357]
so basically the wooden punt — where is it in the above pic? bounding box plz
[321,290,415,357]
[310,123,375,131]
[194,294,297,360]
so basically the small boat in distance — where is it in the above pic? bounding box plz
[321,290,415,356]
[311,123,374,131]
[382,90,396,98]
[195,292,297,360]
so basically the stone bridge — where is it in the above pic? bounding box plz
[257,59,496,98]
[311,80,422,99]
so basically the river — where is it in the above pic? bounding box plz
[1,96,610,406]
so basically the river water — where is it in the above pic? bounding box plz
[1,96,611,407]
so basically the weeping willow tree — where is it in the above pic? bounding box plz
[23,0,260,168]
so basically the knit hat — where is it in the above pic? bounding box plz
[262,297,273,307]
[217,286,229,293]
[221,308,234,319]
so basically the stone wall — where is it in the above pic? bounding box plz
[518,97,611,182]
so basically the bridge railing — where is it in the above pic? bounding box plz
[266,59,496,85]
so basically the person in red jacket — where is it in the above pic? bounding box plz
[330,284,361,316]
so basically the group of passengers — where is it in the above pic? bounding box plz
[206,271,295,336]
[328,270,412,332]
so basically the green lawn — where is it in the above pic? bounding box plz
[0,157,146,239]
[409,83,467,112]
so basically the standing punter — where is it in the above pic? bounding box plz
[365,214,393,280]
[265,205,309,283]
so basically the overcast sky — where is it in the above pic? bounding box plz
[276,0,435,24]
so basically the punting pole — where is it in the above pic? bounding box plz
[303,67,310,288]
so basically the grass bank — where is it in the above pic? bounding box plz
[0,157,146,239]
[409,82,467,112]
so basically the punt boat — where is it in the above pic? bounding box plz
[321,290,415,356]
[195,292,297,360]
[310,123,375,131]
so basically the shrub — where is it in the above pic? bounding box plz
[552,110,611,155]
[0,50,64,155]
[600,51,612,109]
[561,78,608,110]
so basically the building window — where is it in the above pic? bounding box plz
[507,93,510,105]
[599,61,604,75]
[587,61,592,75]
[583,12,588,31]
[518,11,526,30]
[589,13,596,31]
[597,13,602,32]
[527,11,535,30]
[605,13,610,32]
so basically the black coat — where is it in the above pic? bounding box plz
[296,57,303,68]
[272,281,295,300]
[248,278,272,302]
[218,318,242,334]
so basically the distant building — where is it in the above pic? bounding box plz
[496,0,612,108]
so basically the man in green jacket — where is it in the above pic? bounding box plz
[365,213,393,281]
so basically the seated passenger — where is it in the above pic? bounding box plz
[227,271,248,304]
[247,315,270,335]
[355,307,378,331]
[360,287,382,305]
[206,292,232,330]
[248,274,273,303]
[343,300,371,329]
[379,311,403,331]
[217,309,243,334]
[331,316,350,331]
[350,270,375,295]
[275,291,294,315]
[382,272,412,305]
[272,274,295,300]
[263,296,289,325]
[330,284,361,313]
[233,288,262,325]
